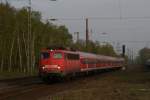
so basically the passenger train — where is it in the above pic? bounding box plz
[39,48,125,81]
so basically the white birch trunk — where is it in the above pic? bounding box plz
[18,35,22,72]
[22,32,28,73]
[9,36,15,72]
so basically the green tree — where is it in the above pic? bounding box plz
[73,40,117,56]
[0,3,73,73]
[138,47,150,64]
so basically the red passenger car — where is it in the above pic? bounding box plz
[78,52,124,72]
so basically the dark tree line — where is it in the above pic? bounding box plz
[73,40,117,57]
[136,47,150,65]
[0,3,118,73]
[0,3,72,73]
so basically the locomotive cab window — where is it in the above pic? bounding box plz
[53,53,63,59]
[41,52,50,59]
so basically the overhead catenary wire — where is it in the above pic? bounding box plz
[2,0,150,21]
[48,16,150,21]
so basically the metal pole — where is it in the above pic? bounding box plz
[29,0,31,39]
[118,0,122,19]
[27,0,31,43]
[5,0,7,3]
[27,0,31,72]
[77,32,79,42]
[74,32,79,42]
[86,18,89,47]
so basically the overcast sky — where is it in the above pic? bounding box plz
[5,0,150,55]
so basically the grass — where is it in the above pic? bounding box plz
[48,66,150,100]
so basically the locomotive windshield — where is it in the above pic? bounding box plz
[53,53,63,59]
[41,52,50,59]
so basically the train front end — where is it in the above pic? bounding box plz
[39,50,65,80]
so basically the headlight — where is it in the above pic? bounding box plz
[57,66,61,69]
[42,66,45,70]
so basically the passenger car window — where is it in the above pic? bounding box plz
[66,53,79,60]
[54,53,62,59]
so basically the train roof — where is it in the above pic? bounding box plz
[41,49,79,54]
[77,51,97,58]
[41,49,124,61]
[77,51,124,61]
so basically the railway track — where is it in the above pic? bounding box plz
[0,76,41,91]
[0,76,43,100]
[0,70,120,100]
[0,70,112,100]
[0,68,139,100]
[0,76,39,83]
[0,77,80,100]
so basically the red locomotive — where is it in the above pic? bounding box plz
[39,48,124,81]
